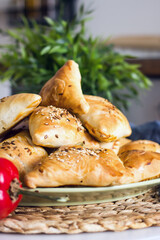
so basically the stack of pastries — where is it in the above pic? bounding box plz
[0,60,160,189]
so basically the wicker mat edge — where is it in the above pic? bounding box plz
[0,189,160,234]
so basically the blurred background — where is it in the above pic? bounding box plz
[0,0,160,125]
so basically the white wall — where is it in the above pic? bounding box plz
[0,81,10,98]
[123,79,160,124]
[0,0,11,10]
[77,0,160,38]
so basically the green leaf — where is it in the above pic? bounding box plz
[6,30,23,42]
[98,74,111,90]
[40,46,51,55]
[20,46,27,58]
[44,17,55,26]
[106,90,113,102]
[49,46,67,54]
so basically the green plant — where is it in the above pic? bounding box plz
[0,6,151,110]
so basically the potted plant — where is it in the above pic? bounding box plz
[0,6,151,110]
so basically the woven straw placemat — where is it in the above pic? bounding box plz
[0,189,160,234]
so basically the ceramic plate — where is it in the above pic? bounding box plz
[19,178,160,206]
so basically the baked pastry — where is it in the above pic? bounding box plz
[82,131,100,148]
[40,60,89,115]
[119,137,132,148]
[118,140,160,155]
[80,129,120,153]
[78,95,132,142]
[0,93,41,136]
[29,106,86,148]
[82,133,120,154]
[25,146,125,188]
[99,140,120,154]
[119,150,160,184]
[0,130,48,180]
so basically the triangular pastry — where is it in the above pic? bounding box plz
[82,131,120,153]
[29,106,86,148]
[78,95,132,142]
[81,131,100,148]
[0,130,48,180]
[119,150,160,184]
[99,140,120,154]
[118,139,160,155]
[0,93,41,136]
[83,135,120,154]
[25,146,125,188]
[40,60,89,114]
[119,137,132,148]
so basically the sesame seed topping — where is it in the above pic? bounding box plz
[77,127,81,132]
[47,146,105,165]
[33,106,84,131]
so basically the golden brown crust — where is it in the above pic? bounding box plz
[119,150,160,184]
[119,138,132,148]
[82,133,120,154]
[99,140,120,154]
[29,106,86,148]
[24,146,125,188]
[78,95,132,142]
[0,130,48,181]
[82,131,100,148]
[40,60,89,114]
[0,93,41,136]
[118,140,160,155]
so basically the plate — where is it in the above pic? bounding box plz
[19,178,160,206]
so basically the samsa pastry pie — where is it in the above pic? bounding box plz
[118,139,160,155]
[82,131,100,148]
[82,132,120,154]
[40,60,89,115]
[119,150,160,184]
[119,137,132,148]
[25,146,126,188]
[0,130,48,180]
[0,93,41,136]
[78,95,132,142]
[29,106,86,148]
[99,140,120,154]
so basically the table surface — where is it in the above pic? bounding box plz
[1,227,160,240]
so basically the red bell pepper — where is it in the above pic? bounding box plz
[0,158,22,219]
